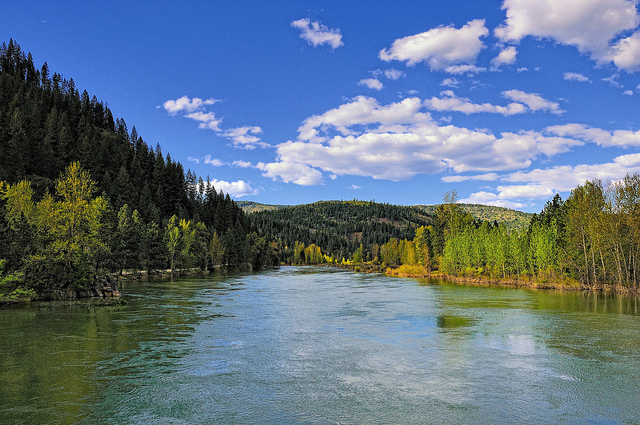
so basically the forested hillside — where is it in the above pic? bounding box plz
[0,40,277,302]
[417,203,532,230]
[250,200,435,263]
[236,201,288,214]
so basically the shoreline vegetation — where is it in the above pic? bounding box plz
[255,184,640,298]
[335,263,640,295]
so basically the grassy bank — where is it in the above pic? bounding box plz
[383,264,640,294]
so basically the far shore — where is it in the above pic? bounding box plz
[327,263,640,296]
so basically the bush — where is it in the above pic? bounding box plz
[0,259,34,301]
[23,254,92,298]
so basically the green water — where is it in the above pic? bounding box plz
[1,266,639,424]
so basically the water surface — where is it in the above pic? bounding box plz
[1,266,639,424]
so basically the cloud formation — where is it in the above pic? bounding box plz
[204,155,225,167]
[490,46,518,70]
[424,90,563,116]
[459,151,640,208]
[162,96,267,149]
[495,0,640,71]
[546,123,640,147]
[564,72,591,82]
[379,19,489,71]
[210,179,258,198]
[259,96,583,186]
[162,96,219,115]
[220,126,268,149]
[291,18,344,49]
[502,89,565,115]
[358,78,383,90]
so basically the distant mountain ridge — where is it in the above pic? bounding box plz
[416,203,533,230]
[240,201,533,230]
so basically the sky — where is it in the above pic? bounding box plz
[3,0,640,212]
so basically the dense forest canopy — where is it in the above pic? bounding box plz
[0,40,278,301]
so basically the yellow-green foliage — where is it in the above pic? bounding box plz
[1,162,108,262]
[389,264,428,278]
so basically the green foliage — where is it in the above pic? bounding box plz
[251,200,432,264]
[0,259,34,301]
[23,254,92,296]
[0,39,276,292]
[418,203,533,231]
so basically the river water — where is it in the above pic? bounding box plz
[1,266,639,424]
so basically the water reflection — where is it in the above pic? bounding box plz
[1,267,639,424]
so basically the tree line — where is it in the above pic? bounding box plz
[250,200,433,264]
[252,182,640,290]
[0,40,278,301]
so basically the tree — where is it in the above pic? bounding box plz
[209,231,225,269]
[51,162,108,264]
[165,215,181,273]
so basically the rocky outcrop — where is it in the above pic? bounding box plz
[49,274,121,300]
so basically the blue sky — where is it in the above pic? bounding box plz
[4,0,640,212]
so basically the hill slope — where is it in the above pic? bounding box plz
[242,201,533,231]
[417,203,533,230]
[250,200,433,260]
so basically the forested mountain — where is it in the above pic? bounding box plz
[0,40,277,302]
[250,200,435,262]
[417,203,533,230]
[236,201,289,214]
[242,201,533,230]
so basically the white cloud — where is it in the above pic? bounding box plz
[187,156,200,164]
[220,126,268,149]
[464,152,640,208]
[602,73,624,87]
[424,90,564,116]
[546,123,640,148]
[291,18,343,49]
[297,95,429,142]
[232,160,253,168]
[440,78,460,87]
[444,64,486,75]
[442,173,499,183]
[495,0,640,71]
[204,155,225,167]
[490,46,518,70]
[186,111,222,131]
[358,78,383,91]
[502,89,565,115]
[162,96,219,115]
[349,185,362,190]
[610,31,640,72]
[384,68,405,80]
[260,96,583,185]
[162,97,266,148]
[505,155,640,192]
[460,185,552,208]
[257,160,323,186]
[424,90,528,116]
[517,67,528,72]
[379,19,489,70]
[564,72,591,82]
[210,179,258,198]
[624,89,634,95]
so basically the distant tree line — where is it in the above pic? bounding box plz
[0,40,278,301]
[251,200,433,264]
[252,184,640,289]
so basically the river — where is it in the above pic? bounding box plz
[1,266,639,424]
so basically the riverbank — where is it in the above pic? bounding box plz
[396,266,640,294]
[329,262,640,295]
